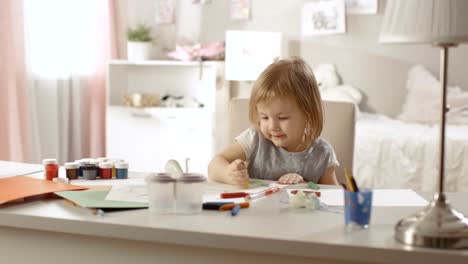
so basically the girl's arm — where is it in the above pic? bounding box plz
[318,166,339,185]
[208,142,248,185]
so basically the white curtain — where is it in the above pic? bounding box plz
[24,0,116,164]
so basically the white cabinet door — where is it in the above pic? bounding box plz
[106,106,213,174]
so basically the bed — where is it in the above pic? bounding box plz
[316,64,468,192]
[354,112,468,192]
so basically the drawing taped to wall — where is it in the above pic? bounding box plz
[154,0,175,25]
[301,0,346,36]
[230,0,251,20]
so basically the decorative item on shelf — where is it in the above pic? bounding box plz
[380,0,468,249]
[160,94,204,108]
[166,39,225,62]
[127,23,154,61]
[123,93,160,108]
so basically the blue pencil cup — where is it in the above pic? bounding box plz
[344,189,373,229]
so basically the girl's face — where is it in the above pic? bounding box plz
[257,97,307,152]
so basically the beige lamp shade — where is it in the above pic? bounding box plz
[379,0,468,44]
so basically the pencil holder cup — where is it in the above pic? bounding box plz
[146,173,176,214]
[344,189,373,229]
[176,173,206,214]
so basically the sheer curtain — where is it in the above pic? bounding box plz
[24,0,117,163]
[0,0,30,162]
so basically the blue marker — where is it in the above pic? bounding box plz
[231,204,241,216]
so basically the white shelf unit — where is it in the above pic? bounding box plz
[106,60,227,174]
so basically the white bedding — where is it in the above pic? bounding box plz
[354,113,468,192]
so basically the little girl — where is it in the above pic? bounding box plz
[208,57,339,186]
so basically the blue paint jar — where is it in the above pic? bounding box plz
[75,159,86,177]
[115,161,129,179]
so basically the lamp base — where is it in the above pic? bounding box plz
[395,193,468,249]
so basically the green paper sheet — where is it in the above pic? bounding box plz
[55,190,148,209]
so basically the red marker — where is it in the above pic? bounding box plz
[220,192,249,199]
[245,186,280,201]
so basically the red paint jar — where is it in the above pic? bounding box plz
[43,158,59,181]
[99,162,113,179]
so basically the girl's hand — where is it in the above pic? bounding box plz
[278,173,305,185]
[225,159,249,186]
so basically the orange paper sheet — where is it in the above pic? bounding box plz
[0,176,88,204]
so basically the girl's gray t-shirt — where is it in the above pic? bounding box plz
[236,128,339,183]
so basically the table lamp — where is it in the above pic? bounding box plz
[379,0,468,249]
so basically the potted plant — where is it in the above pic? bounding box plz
[127,23,153,61]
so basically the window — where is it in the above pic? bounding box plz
[24,0,99,78]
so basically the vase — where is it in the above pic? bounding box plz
[127,41,152,61]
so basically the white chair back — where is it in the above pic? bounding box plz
[228,98,356,183]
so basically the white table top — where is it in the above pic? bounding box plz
[1,161,467,264]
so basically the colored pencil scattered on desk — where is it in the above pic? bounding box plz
[231,204,241,216]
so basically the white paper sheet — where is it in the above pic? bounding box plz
[105,184,148,203]
[287,189,428,207]
[104,179,288,204]
[0,161,44,177]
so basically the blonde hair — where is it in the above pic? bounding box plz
[248,57,323,144]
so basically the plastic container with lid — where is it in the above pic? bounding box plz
[114,161,129,179]
[42,158,59,181]
[176,173,206,214]
[146,173,176,214]
[64,162,79,180]
[99,162,113,179]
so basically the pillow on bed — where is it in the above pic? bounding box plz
[314,64,363,105]
[398,65,468,125]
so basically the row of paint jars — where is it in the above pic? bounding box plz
[42,158,129,181]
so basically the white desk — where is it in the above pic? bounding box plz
[0,161,467,264]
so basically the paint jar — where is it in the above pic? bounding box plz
[64,162,79,180]
[74,160,86,177]
[115,161,129,179]
[146,173,176,214]
[110,158,124,178]
[43,158,59,181]
[88,159,100,177]
[82,164,98,180]
[99,162,113,179]
[176,173,206,214]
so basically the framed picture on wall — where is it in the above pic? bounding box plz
[346,0,378,14]
[154,0,175,25]
[230,0,251,20]
[301,0,346,36]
